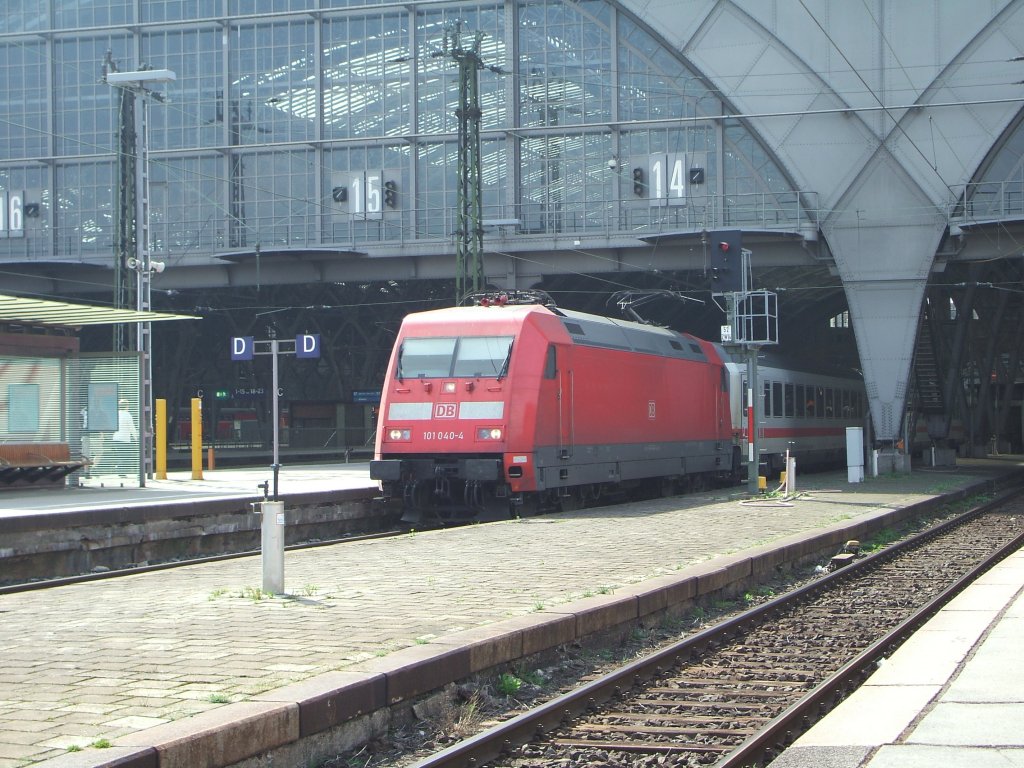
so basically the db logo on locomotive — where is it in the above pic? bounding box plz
[434,403,457,419]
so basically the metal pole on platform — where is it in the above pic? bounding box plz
[260,499,285,594]
[270,334,280,500]
[190,396,203,480]
[747,347,760,494]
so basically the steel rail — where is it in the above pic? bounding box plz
[719,504,1024,766]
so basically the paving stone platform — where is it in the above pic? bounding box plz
[2,459,1021,768]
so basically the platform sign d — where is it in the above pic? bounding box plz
[231,336,254,361]
[295,333,321,359]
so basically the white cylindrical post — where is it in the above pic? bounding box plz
[847,426,865,482]
[261,500,285,594]
[786,455,796,494]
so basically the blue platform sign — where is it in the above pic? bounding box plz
[295,333,321,358]
[231,336,254,361]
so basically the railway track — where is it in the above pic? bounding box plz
[408,489,1024,768]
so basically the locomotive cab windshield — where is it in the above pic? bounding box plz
[398,335,514,379]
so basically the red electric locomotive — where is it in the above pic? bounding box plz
[370,292,742,522]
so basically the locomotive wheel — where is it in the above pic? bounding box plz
[659,477,676,497]
[405,480,433,510]
[478,494,513,522]
[514,494,542,517]
[558,489,582,512]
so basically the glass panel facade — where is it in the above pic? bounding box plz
[964,117,1024,218]
[0,0,809,268]
[0,41,48,159]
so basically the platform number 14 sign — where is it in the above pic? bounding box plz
[648,153,686,207]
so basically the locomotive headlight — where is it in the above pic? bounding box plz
[476,427,503,440]
[387,428,412,441]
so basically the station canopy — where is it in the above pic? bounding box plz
[0,293,198,328]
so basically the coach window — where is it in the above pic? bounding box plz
[815,387,825,418]
[772,382,783,418]
[824,388,835,417]
[795,384,806,418]
[784,383,795,417]
[763,381,773,417]
[841,389,852,417]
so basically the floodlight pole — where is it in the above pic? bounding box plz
[105,63,176,484]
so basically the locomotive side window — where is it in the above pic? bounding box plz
[399,337,457,378]
[544,345,557,379]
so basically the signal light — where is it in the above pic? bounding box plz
[383,180,397,208]
[387,428,411,441]
[476,427,503,440]
[709,229,743,292]
[632,168,644,197]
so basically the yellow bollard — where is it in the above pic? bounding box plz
[207,445,215,471]
[758,475,767,492]
[191,397,203,480]
[779,470,787,486]
[155,399,167,479]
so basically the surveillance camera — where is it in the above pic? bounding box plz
[607,158,617,170]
